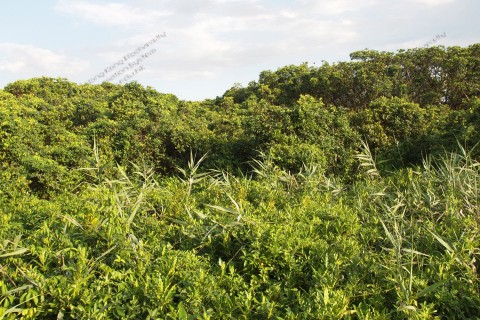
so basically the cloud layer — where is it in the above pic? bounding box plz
[55,0,172,28]
[0,43,87,76]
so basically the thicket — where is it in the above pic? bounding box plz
[0,44,479,319]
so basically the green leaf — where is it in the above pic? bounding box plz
[379,219,397,249]
[0,248,28,258]
[398,304,416,312]
[61,214,83,229]
[416,280,447,298]
[402,248,430,257]
[127,192,144,226]
[194,210,206,219]
[6,285,33,295]
[178,302,188,320]
[205,204,237,214]
[429,230,454,253]
[323,287,329,305]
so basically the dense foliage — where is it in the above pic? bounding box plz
[1,44,479,319]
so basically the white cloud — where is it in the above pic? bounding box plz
[67,0,363,88]
[150,0,362,67]
[0,43,87,77]
[409,0,455,5]
[54,0,367,82]
[296,0,379,15]
[55,0,172,28]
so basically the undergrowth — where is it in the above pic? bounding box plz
[1,143,479,319]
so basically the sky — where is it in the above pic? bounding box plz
[0,0,479,101]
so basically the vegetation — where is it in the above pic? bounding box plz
[0,44,479,319]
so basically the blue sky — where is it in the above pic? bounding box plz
[1,0,479,101]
